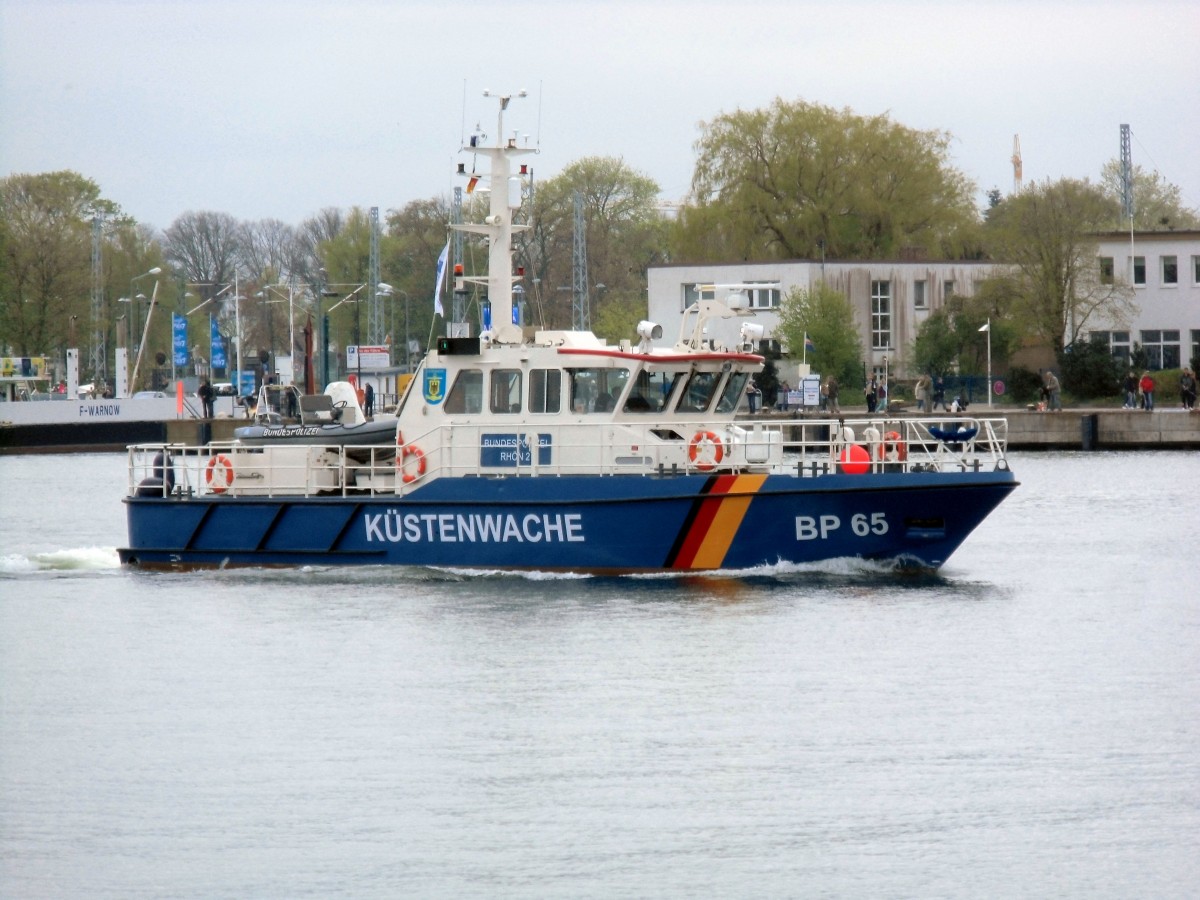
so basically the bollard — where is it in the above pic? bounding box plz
[1080,413,1098,451]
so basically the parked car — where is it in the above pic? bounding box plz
[132,390,167,399]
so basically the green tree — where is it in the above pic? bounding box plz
[1059,336,1122,400]
[1098,161,1200,230]
[382,196,455,357]
[677,98,980,262]
[775,283,863,387]
[984,178,1136,350]
[522,157,665,332]
[912,285,1019,383]
[0,171,114,357]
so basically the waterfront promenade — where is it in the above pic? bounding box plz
[750,406,1200,450]
[4,405,1198,454]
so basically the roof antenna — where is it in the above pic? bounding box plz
[536,80,543,150]
[459,79,468,147]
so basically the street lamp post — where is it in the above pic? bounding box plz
[323,283,368,387]
[377,283,410,373]
[186,282,234,373]
[129,266,162,391]
[978,319,992,407]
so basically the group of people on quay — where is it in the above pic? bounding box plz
[752,365,1198,417]
[1121,369,1197,412]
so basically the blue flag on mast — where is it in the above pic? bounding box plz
[433,240,450,317]
[210,314,227,370]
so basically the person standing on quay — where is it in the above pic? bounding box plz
[1122,370,1138,409]
[1139,371,1156,411]
[198,379,215,418]
[915,373,932,412]
[1044,370,1062,412]
[932,375,946,411]
[1179,368,1196,410]
[826,376,840,414]
[865,376,878,414]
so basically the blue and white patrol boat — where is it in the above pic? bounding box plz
[118,93,1017,573]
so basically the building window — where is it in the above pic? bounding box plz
[1099,257,1114,285]
[1133,256,1146,285]
[944,280,956,299]
[1161,255,1178,285]
[1091,330,1130,362]
[1191,330,1200,367]
[913,280,927,309]
[682,283,714,310]
[744,284,781,309]
[1193,256,1200,285]
[1140,330,1180,370]
[871,280,892,350]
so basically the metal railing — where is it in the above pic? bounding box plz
[126,415,1010,500]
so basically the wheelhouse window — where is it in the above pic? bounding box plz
[490,369,522,414]
[567,367,629,413]
[444,369,483,414]
[1161,255,1178,285]
[677,371,721,414]
[528,369,561,414]
[716,372,749,413]
[623,370,680,413]
[871,280,892,350]
[1099,257,1114,285]
[1133,256,1146,285]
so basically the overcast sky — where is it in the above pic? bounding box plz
[3,0,1197,233]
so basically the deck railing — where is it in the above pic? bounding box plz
[127,416,1010,500]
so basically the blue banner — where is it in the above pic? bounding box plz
[210,315,227,370]
[172,314,188,367]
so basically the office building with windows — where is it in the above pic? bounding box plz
[1089,230,1200,369]
[647,231,1200,378]
[646,259,1000,379]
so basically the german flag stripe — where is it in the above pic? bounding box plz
[666,474,768,569]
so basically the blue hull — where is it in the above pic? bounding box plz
[119,470,1017,573]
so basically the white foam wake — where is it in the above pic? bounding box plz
[0,546,122,574]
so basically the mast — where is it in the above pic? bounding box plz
[453,90,535,344]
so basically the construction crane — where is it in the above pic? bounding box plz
[1012,135,1023,194]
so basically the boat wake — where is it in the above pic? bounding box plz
[0,546,122,575]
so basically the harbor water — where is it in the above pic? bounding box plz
[1,450,1197,898]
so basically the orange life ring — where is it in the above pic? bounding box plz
[688,431,724,471]
[880,430,907,462]
[205,454,234,493]
[397,444,426,484]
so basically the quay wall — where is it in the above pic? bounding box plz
[3,409,1198,454]
[756,407,1200,451]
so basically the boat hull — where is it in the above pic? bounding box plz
[118,469,1017,573]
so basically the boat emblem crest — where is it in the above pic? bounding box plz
[423,368,447,404]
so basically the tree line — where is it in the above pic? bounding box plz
[2,98,1195,391]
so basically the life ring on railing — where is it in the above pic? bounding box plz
[397,444,426,484]
[688,431,724,471]
[205,454,234,493]
[881,430,907,462]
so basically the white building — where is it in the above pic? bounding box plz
[1087,230,1200,369]
[646,230,1200,377]
[647,259,1000,379]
